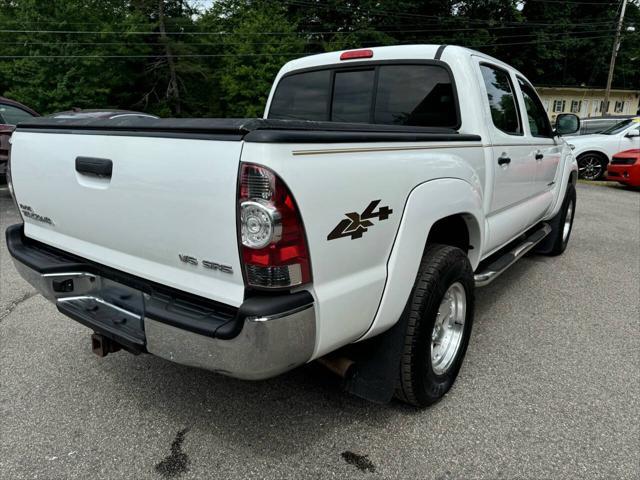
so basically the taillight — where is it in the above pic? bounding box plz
[238,163,311,289]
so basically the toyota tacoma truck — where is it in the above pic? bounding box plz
[6,45,580,407]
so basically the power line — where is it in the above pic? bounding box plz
[284,0,620,24]
[0,19,624,32]
[0,52,309,58]
[473,34,621,48]
[0,34,624,60]
[0,22,623,36]
[0,28,620,48]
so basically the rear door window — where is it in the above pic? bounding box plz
[516,77,553,138]
[480,64,522,135]
[269,64,459,128]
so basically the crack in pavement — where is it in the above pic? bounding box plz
[0,290,38,322]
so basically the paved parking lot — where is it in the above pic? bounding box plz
[1,184,638,480]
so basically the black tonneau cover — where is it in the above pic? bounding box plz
[17,117,481,143]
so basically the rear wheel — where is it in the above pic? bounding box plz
[395,244,474,407]
[577,153,607,181]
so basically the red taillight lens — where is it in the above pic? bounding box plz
[340,49,373,60]
[238,163,311,288]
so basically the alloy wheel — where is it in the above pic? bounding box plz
[578,155,604,181]
[431,282,466,375]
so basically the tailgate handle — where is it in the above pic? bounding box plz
[75,157,113,178]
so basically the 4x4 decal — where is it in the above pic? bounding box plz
[327,200,393,241]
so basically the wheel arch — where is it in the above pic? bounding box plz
[426,213,482,268]
[358,177,484,342]
[576,149,610,162]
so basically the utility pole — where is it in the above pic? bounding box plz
[602,0,628,117]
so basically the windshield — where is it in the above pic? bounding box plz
[600,118,635,135]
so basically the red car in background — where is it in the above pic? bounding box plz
[607,149,640,187]
[1,97,39,185]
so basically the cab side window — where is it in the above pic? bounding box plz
[480,64,521,136]
[517,78,553,138]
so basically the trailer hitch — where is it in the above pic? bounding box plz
[91,333,122,357]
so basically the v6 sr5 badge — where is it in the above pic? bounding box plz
[328,200,393,241]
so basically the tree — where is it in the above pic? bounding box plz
[0,0,152,113]
[0,0,637,117]
[200,0,305,117]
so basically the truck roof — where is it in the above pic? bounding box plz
[278,44,517,77]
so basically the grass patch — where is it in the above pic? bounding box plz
[577,179,639,192]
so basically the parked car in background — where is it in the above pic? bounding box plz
[568,117,640,180]
[49,109,159,120]
[0,97,39,185]
[565,115,635,137]
[607,149,640,187]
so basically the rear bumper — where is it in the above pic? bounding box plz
[6,224,316,380]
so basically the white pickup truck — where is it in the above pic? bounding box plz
[6,45,580,407]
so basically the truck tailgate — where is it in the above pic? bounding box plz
[9,131,245,307]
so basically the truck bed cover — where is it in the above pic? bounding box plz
[17,117,481,143]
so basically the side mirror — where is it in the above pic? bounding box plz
[625,129,639,138]
[555,113,580,136]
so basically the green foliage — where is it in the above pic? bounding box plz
[201,0,305,117]
[0,0,637,117]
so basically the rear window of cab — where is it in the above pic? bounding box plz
[268,63,459,129]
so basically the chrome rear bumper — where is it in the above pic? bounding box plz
[8,225,316,380]
[145,305,315,380]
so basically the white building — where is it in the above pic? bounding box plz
[536,86,640,121]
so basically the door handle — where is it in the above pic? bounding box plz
[498,156,511,166]
[535,152,544,160]
[75,157,113,177]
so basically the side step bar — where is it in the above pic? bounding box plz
[474,223,552,287]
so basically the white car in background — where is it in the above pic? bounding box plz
[569,117,640,180]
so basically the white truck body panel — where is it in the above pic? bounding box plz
[242,139,485,357]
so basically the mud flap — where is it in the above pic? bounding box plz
[343,303,411,404]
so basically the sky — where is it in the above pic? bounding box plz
[191,0,215,11]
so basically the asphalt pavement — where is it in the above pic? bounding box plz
[1,183,638,480]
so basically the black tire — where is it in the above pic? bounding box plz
[536,183,577,256]
[577,152,607,181]
[395,244,475,407]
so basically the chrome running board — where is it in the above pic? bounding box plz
[474,223,552,287]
